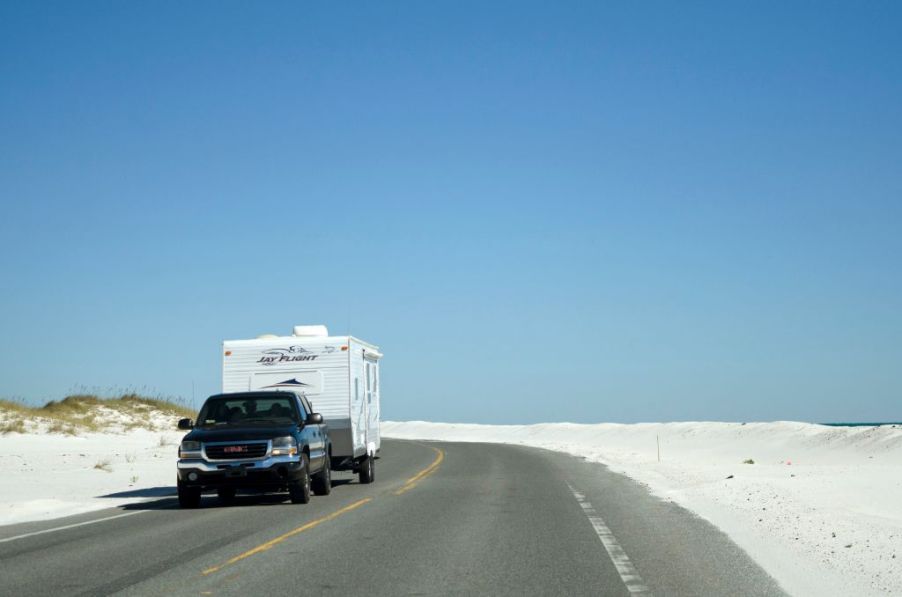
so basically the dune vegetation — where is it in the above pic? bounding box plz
[0,394,196,435]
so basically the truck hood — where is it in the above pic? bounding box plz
[183,425,298,443]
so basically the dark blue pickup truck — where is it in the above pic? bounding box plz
[175,391,331,507]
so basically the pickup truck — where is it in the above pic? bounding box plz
[175,391,331,508]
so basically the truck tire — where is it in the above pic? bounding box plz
[289,456,311,504]
[358,454,374,484]
[312,454,332,496]
[217,487,236,505]
[178,482,201,509]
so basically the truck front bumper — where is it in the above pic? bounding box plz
[177,454,304,489]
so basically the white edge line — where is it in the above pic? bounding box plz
[567,482,652,595]
[0,510,147,544]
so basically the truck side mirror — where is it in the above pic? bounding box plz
[177,418,194,430]
[307,413,323,425]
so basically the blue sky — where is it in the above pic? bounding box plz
[1,2,900,423]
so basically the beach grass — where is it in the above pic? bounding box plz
[0,394,195,434]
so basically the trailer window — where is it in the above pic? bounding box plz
[364,360,378,393]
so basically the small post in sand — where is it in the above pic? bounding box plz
[657,434,661,462]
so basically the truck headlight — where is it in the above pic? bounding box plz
[179,440,202,459]
[271,436,298,456]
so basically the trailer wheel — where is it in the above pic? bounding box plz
[289,455,311,504]
[177,482,201,509]
[312,454,332,496]
[358,454,375,484]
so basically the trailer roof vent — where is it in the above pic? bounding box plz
[292,324,329,337]
[257,334,278,339]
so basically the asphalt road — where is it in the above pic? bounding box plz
[0,440,785,596]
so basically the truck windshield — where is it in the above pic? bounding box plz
[197,396,299,426]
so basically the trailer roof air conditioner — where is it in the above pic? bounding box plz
[292,324,329,337]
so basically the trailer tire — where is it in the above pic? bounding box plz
[178,482,201,509]
[312,454,332,496]
[358,454,374,484]
[289,456,311,504]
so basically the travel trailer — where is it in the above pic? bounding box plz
[222,325,382,475]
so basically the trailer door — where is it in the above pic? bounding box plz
[364,358,379,449]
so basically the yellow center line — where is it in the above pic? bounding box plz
[201,497,371,576]
[200,445,444,577]
[394,447,444,496]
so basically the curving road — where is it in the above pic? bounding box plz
[0,440,785,596]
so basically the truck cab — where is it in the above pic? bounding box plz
[176,391,331,507]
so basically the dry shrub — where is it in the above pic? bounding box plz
[0,418,26,434]
[1,393,195,434]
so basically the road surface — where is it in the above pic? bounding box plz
[0,439,785,596]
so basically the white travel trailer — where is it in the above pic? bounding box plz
[222,325,382,474]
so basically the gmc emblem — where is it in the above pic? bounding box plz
[224,446,247,453]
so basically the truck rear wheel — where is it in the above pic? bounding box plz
[178,482,201,509]
[289,456,311,504]
[358,454,374,484]
[312,454,332,496]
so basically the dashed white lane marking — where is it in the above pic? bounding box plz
[0,510,147,544]
[567,483,652,595]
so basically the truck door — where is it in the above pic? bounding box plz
[299,394,326,469]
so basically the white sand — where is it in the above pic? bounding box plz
[383,421,902,597]
[0,408,184,525]
[2,415,899,595]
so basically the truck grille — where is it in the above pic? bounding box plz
[205,443,268,460]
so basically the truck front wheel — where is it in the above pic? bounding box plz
[289,456,311,504]
[178,481,201,509]
[312,454,332,496]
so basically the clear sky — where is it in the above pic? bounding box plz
[1,2,900,423]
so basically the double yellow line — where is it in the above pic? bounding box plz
[394,447,444,495]
[201,445,444,577]
[201,498,371,575]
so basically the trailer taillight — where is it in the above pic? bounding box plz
[340,346,348,351]
[224,351,232,356]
